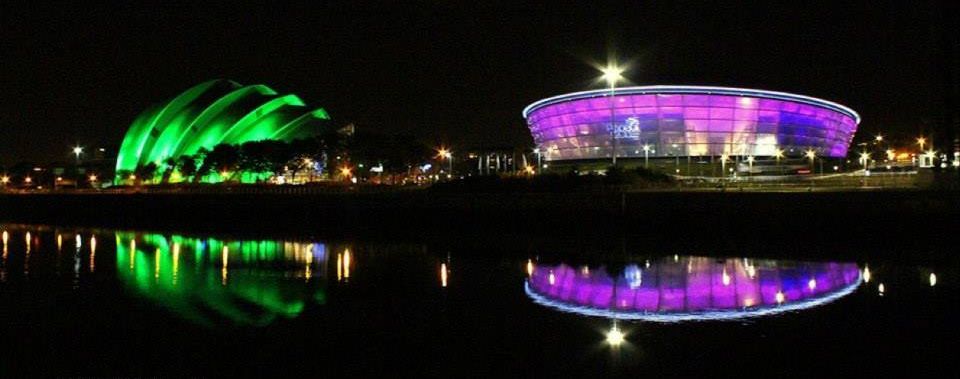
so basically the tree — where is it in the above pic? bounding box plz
[160,157,178,183]
[200,143,240,182]
[192,147,212,183]
[177,155,197,182]
[134,162,158,184]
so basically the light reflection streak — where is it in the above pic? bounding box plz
[90,236,97,272]
[441,263,448,288]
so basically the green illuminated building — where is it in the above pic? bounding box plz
[115,79,330,183]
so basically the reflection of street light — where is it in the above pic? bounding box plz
[601,62,624,165]
[606,323,625,346]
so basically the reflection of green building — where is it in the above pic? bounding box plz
[115,79,331,183]
[115,232,328,328]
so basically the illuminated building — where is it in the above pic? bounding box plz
[523,86,860,162]
[115,79,330,182]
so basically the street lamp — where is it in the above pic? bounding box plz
[746,155,755,178]
[534,148,541,170]
[437,148,453,176]
[73,146,83,163]
[719,154,729,179]
[601,62,624,165]
[917,136,926,151]
[773,148,784,175]
[859,152,871,169]
[642,144,650,168]
[805,149,816,173]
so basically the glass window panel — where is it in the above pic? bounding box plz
[708,119,734,132]
[684,107,711,119]
[659,119,684,132]
[659,107,684,119]
[710,95,737,107]
[656,94,682,106]
[734,108,758,121]
[710,107,734,120]
[683,94,710,106]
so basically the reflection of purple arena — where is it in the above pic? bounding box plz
[525,257,861,322]
[523,86,860,161]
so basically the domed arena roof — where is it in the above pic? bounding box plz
[115,79,330,174]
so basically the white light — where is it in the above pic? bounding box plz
[808,278,817,290]
[440,263,448,288]
[548,271,556,285]
[878,283,885,295]
[862,266,871,283]
[929,273,937,287]
[722,268,731,286]
[606,326,625,346]
[775,291,785,304]
[600,65,624,86]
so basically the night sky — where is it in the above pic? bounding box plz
[2,1,957,165]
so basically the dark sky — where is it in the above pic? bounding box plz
[2,1,957,165]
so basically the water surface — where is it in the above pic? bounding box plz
[0,224,954,377]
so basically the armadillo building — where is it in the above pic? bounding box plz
[115,79,330,181]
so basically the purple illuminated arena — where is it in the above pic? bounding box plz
[525,256,862,322]
[523,86,860,161]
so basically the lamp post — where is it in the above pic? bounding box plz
[720,154,729,179]
[642,144,650,168]
[534,148,541,170]
[746,155,755,178]
[774,148,784,175]
[805,149,816,174]
[917,136,926,152]
[445,151,453,176]
[601,63,624,166]
[73,146,83,164]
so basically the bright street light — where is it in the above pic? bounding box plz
[601,61,625,166]
[600,65,624,87]
[73,146,83,163]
